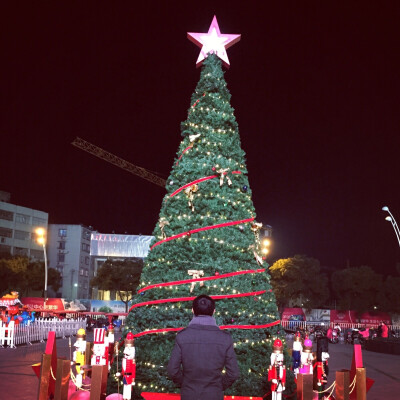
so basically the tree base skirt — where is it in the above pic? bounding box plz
[141,393,262,400]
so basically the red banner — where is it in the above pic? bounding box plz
[330,310,391,325]
[21,297,65,311]
[281,308,306,321]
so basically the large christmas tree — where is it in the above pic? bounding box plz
[120,17,288,399]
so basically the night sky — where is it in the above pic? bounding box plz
[2,2,400,275]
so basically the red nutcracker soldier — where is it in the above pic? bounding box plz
[121,332,136,400]
[104,324,115,370]
[91,328,107,366]
[268,339,286,400]
[313,337,329,399]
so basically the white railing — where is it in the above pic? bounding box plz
[0,318,86,348]
[280,320,400,333]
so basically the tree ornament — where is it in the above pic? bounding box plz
[158,217,169,239]
[184,184,199,211]
[169,180,174,185]
[215,271,220,276]
[216,167,232,186]
[249,244,263,265]
[187,15,241,68]
[238,224,244,231]
[187,270,204,292]
[189,133,201,143]
[242,185,248,192]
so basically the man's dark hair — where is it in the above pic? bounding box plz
[193,295,215,316]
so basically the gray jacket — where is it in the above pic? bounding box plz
[167,316,240,400]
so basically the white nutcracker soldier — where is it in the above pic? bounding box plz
[91,328,107,366]
[72,328,87,388]
[292,331,302,377]
[268,339,286,400]
[313,337,330,399]
[299,338,314,374]
[121,332,136,400]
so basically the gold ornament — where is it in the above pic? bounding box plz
[184,184,199,211]
[216,168,232,186]
[159,217,169,239]
[187,270,205,292]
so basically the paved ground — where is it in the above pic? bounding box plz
[0,335,399,399]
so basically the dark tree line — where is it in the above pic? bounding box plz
[0,255,61,297]
[269,255,400,314]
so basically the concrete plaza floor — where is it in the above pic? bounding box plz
[0,335,399,399]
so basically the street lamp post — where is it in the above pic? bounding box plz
[382,206,400,247]
[35,228,48,309]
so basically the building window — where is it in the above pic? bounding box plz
[14,247,28,256]
[14,230,30,240]
[58,241,66,250]
[84,283,88,289]
[80,268,84,276]
[0,210,14,221]
[0,227,13,238]
[30,249,44,259]
[15,213,30,224]
[32,217,46,226]
[85,256,89,265]
[85,269,88,277]
[58,229,67,237]
[81,243,90,252]
[57,254,65,262]
[0,244,11,255]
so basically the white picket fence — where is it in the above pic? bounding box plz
[0,318,86,348]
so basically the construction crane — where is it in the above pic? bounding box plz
[71,137,166,188]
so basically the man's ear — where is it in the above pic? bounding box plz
[213,309,215,315]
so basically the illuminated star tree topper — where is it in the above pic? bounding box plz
[187,15,241,68]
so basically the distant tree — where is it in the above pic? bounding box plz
[380,276,400,314]
[98,306,113,313]
[23,261,62,296]
[269,255,329,310]
[331,266,383,312]
[0,257,61,297]
[0,256,27,295]
[91,258,143,312]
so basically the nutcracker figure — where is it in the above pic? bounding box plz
[72,328,86,388]
[292,331,302,377]
[91,328,107,366]
[268,339,286,400]
[313,337,329,399]
[299,338,314,374]
[122,332,136,400]
[104,324,115,370]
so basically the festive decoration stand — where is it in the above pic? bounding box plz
[117,15,287,399]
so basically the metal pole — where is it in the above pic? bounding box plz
[383,207,400,247]
[387,212,400,247]
[43,243,48,309]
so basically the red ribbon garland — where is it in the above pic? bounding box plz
[150,216,254,250]
[169,171,242,198]
[129,290,266,312]
[132,320,281,338]
[175,145,193,165]
[138,268,266,294]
